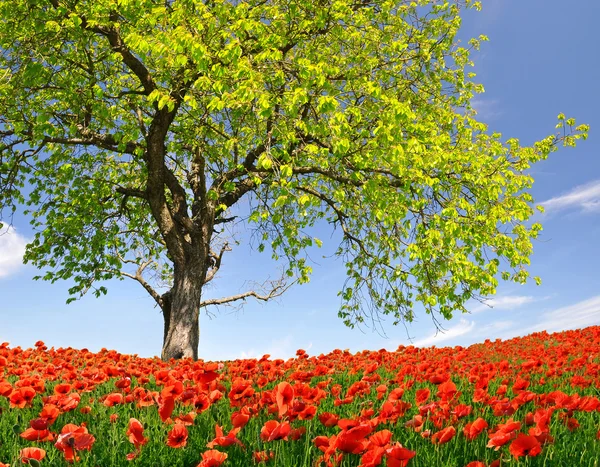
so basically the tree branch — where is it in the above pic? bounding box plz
[203,242,231,284]
[199,278,294,308]
[87,14,156,95]
[107,257,163,309]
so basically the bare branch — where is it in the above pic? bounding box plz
[203,242,231,284]
[105,256,163,308]
[199,277,295,308]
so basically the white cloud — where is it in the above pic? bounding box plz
[471,98,502,120]
[471,295,536,313]
[520,295,600,335]
[0,225,28,278]
[412,319,475,347]
[480,320,516,333]
[538,180,600,215]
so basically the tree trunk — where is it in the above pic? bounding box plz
[161,262,205,361]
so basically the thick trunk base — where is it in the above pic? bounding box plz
[161,267,203,361]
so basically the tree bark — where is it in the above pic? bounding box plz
[161,261,205,361]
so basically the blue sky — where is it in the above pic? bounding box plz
[1,0,599,361]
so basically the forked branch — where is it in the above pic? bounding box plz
[199,276,295,308]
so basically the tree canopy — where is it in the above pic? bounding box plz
[0,0,588,359]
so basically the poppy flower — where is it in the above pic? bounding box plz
[253,450,275,463]
[360,447,386,467]
[19,447,46,465]
[319,412,339,428]
[207,424,244,449]
[158,396,175,422]
[415,388,430,405]
[368,429,393,448]
[231,406,252,429]
[335,424,372,454]
[463,418,488,441]
[126,418,148,448]
[161,381,184,400]
[125,449,140,461]
[260,420,291,442]
[20,427,54,442]
[55,424,95,463]
[385,443,416,467]
[39,404,59,425]
[197,449,228,467]
[487,431,514,450]
[174,411,196,426]
[103,393,124,407]
[228,380,255,404]
[54,383,71,395]
[431,426,456,445]
[57,392,81,412]
[509,433,542,458]
[275,382,294,418]
[115,377,131,390]
[376,384,388,400]
[10,387,36,409]
[404,415,424,432]
[166,423,188,448]
[289,426,306,441]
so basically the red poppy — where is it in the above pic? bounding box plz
[161,381,184,399]
[275,382,294,418]
[404,415,424,432]
[463,418,488,441]
[415,388,430,405]
[385,443,416,467]
[19,447,46,465]
[335,424,372,454]
[431,426,456,445]
[260,420,291,442]
[127,418,148,448]
[509,433,542,458]
[231,405,252,429]
[158,396,175,422]
[207,424,244,449]
[39,404,60,425]
[55,423,95,463]
[197,449,228,467]
[368,429,393,448]
[319,412,339,428]
[20,427,54,442]
[10,387,36,408]
[166,423,188,448]
[103,392,124,407]
[57,392,81,412]
[253,450,275,463]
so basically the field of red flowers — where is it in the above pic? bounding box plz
[1,326,599,466]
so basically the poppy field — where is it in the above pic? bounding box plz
[0,327,599,467]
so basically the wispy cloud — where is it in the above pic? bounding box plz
[0,225,28,279]
[519,295,600,335]
[471,295,536,313]
[537,180,600,215]
[471,98,502,121]
[480,320,516,333]
[412,319,476,347]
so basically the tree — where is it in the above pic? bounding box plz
[0,0,588,361]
